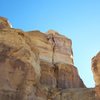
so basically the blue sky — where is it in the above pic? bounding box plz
[1,0,100,87]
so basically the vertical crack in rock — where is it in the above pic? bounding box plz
[0,20,97,100]
[54,64,59,88]
[52,35,56,64]
[47,33,56,64]
[47,33,60,89]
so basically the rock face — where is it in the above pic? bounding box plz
[0,17,98,100]
[92,52,100,99]
[0,17,12,29]
[27,30,85,90]
[27,30,73,65]
[0,28,40,100]
[48,88,96,100]
[54,63,84,89]
[47,30,73,64]
[0,28,86,100]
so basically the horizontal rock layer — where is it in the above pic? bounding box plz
[48,88,96,100]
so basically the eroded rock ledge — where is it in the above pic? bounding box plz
[0,17,98,100]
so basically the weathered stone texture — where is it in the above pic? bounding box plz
[47,30,73,64]
[92,52,100,99]
[27,30,73,65]
[49,88,96,100]
[0,17,11,29]
[0,17,98,100]
[0,28,40,100]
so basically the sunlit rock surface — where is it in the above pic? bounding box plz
[0,17,12,29]
[0,17,98,100]
[0,28,40,100]
[92,52,100,99]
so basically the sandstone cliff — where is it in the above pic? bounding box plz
[92,52,100,99]
[0,17,98,100]
[27,30,85,89]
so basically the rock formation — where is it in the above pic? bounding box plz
[0,17,98,100]
[92,52,100,99]
[0,28,40,100]
[0,17,12,29]
[27,30,85,90]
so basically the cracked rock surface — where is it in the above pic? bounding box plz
[0,17,98,100]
